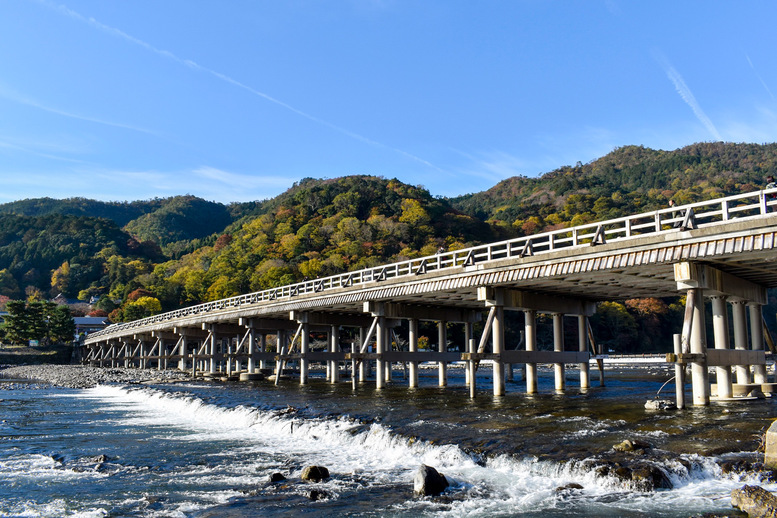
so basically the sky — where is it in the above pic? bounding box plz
[2,1,777,204]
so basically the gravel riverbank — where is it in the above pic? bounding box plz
[0,364,191,389]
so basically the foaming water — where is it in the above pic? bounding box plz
[1,368,776,516]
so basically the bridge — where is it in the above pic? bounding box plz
[83,189,777,407]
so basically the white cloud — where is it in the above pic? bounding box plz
[653,51,723,141]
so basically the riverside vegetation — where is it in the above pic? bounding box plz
[1,142,776,354]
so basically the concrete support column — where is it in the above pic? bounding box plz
[208,329,217,374]
[359,327,367,382]
[689,288,710,406]
[492,305,506,396]
[178,336,187,371]
[385,327,392,382]
[258,333,267,370]
[330,325,340,383]
[578,314,589,390]
[673,334,686,409]
[710,295,733,399]
[158,339,166,371]
[552,313,565,392]
[438,321,447,387]
[376,316,386,389]
[142,339,151,370]
[409,319,419,388]
[247,327,256,374]
[226,339,233,376]
[300,320,310,385]
[276,330,285,374]
[525,310,538,394]
[731,300,750,384]
[749,303,767,384]
[464,321,473,386]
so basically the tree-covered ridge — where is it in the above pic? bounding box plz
[450,142,777,236]
[0,197,163,226]
[0,213,161,301]
[123,195,234,250]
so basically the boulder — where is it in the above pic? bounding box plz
[613,439,652,453]
[765,421,777,470]
[269,472,286,483]
[413,464,449,496]
[731,485,777,518]
[630,465,672,491]
[301,465,330,483]
[644,399,676,411]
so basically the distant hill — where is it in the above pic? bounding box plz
[0,195,239,251]
[123,195,234,249]
[0,197,162,227]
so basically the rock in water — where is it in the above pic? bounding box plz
[645,399,676,410]
[301,465,330,483]
[413,464,449,496]
[731,485,777,517]
[269,472,286,483]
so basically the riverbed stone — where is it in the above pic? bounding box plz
[301,465,330,483]
[731,485,777,517]
[765,421,777,470]
[413,464,449,496]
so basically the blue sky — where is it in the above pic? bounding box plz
[2,1,776,204]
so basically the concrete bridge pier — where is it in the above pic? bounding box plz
[438,321,447,387]
[246,325,256,374]
[139,337,148,370]
[689,288,710,405]
[464,321,473,387]
[358,327,368,383]
[578,315,589,390]
[376,315,387,389]
[731,300,751,384]
[258,333,267,371]
[298,313,310,385]
[525,310,538,394]
[749,302,767,384]
[492,304,506,397]
[408,319,419,388]
[329,325,340,383]
[710,295,733,399]
[552,313,565,392]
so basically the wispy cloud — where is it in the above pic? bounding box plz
[36,0,442,172]
[0,82,160,137]
[193,166,290,190]
[746,53,776,102]
[653,51,722,141]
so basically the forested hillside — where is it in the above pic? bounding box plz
[1,142,776,352]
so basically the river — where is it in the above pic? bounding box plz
[1,364,775,517]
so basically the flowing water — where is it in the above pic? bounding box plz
[1,365,775,517]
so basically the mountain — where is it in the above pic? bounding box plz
[0,197,163,227]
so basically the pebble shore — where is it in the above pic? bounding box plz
[0,364,191,389]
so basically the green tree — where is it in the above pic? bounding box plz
[48,305,75,344]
